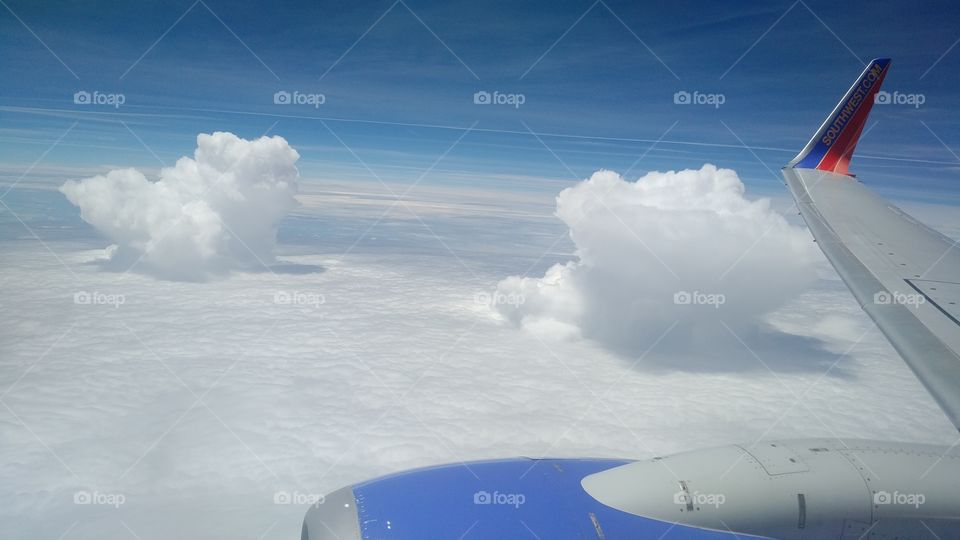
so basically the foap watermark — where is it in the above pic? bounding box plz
[73,90,126,108]
[473,90,526,108]
[473,490,526,508]
[274,490,325,508]
[274,290,326,308]
[673,490,726,508]
[273,90,326,108]
[873,290,925,308]
[874,90,925,108]
[74,290,125,308]
[674,290,725,309]
[475,291,525,308]
[873,490,925,508]
[73,490,126,508]
[673,90,725,108]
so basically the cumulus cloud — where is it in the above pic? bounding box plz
[60,132,300,281]
[494,164,819,355]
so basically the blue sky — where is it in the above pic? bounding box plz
[2,0,959,201]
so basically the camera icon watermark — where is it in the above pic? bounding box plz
[673,290,725,309]
[873,490,925,508]
[73,90,126,108]
[673,90,725,108]
[473,90,525,108]
[274,490,325,508]
[673,490,725,508]
[273,90,326,108]
[475,291,525,308]
[473,490,526,508]
[873,290,925,309]
[74,290,125,308]
[273,290,325,308]
[73,490,126,508]
[874,90,925,108]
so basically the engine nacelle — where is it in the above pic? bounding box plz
[302,439,960,539]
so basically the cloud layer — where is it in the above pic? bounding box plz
[60,132,300,280]
[1,243,953,540]
[4,179,957,539]
[495,165,819,355]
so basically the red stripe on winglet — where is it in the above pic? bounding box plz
[816,68,888,175]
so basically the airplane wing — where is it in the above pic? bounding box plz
[783,58,960,431]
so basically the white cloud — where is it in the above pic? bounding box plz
[494,165,820,355]
[60,132,300,281]
[0,241,953,540]
[4,171,957,539]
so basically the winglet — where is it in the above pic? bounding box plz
[788,58,891,176]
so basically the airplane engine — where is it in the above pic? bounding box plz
[302,439,960,539]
